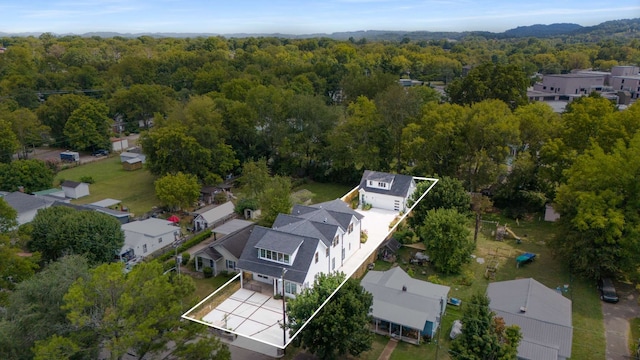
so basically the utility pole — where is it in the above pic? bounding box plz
[282,268,288,347]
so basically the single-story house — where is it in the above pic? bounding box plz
[487,278,573,360]
[358,170,417,212]
[194,220,256,276]
[237,199,363,298]
[120,218,180,262]
[61,180,90,199]
[0,191,54,225]
[193,201,235,232]
[361,267,450,344]
[119,151,146,164]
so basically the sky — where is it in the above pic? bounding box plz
[1,0,637,35]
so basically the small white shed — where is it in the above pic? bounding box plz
[61,180,90,199]
[111,137,129,152]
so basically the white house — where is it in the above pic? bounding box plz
[60,180,90,199]
[1,191,54,225]
[361,267,450,344]
[194,221,255,276]
[120,218,180,262]
[193,201,235,232]
[237,199,363,298]
[358,170,417,212]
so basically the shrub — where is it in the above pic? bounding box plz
[363,202,372,210]
[203,267,213,278]
[360,230,368,243]
[80,176,95,184]
[156,229,212,262]
[455,268,475,286]
[181,252,190,265]
[427,275,443,285]
[235,197,259,215]
[350,198,359,209]
[407,267,415,277]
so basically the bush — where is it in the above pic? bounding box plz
[156,229,212,262]
[427,275,443,285]
[235,197,259,215]
[80,176,95,184]
[360,230,368,243]
[203,267,213,278]
[363,202,372,210]
[455,268,475,286]
[181,252,190,265]
[407,267,415,277]
[350,198,359,209]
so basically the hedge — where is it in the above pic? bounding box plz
[156,229,212,262]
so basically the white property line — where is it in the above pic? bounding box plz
[183,176,439,350]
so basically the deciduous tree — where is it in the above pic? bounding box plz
[0,159,54,193]
[419,208,473,274]
[155,171,201,210]
[258,175,292,227]
[287,273,373,360]
[63,101,112,151]
[408,176,470,229]
[0,119,19,163]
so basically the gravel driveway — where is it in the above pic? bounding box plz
[602,281,640,360]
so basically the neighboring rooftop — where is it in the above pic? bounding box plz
[121,218,179,237]
[360,170,415,197]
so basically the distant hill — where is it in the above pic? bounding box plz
[1,18,638,42]
[503,23,583,37]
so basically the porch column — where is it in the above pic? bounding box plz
[240,271,244,289]
[195,256,200,271]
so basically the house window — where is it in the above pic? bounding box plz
[226,260,236,270]
[258,248,291,265]
[378,182,386,188]
[143,244,147,253]
[158,237,162,243]
[315,252,319,263]
[258,274,268,280]
[210,259,214,267]
[285,281,297,294]
[333,235,339,247]
[368,180,373,186]
[326,248,329,257]
[332,258,335,271]
[342,248,345,260]
[348,223,353,234]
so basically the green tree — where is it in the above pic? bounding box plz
[5,108,49,160]
[0,255,90,360]
[450,293,522,360]
[408,176,470,229]
[286,273,373,360]
[36,94,89,145]
[33,336,80,360]
[110,84,175,130]
[0,233,40,305]
[0,159,54,193]
[0,119,19,163]
[155,172,201,210]
[0,197,17,233]
[258,175,292,227]
[63,101,112,151]
[446,62,529,109]
[550,133,640,279]
[419,208,473,274]
[29,207,125,264]
[238,158,271,198]
[59,261,229,360]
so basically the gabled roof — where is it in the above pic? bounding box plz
[61,180,83,188]
[359,170,415,197]
[194,201,235,224]
[1,191,52,214]
[273,214,339,247]
[487,278,573,360]
[195,222,256,260]
[380,237,402,253]
[238,226,318,284]
[291,199,362,231]
[361,267,450,330]
[255,229,304,254]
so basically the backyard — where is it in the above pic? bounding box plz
[55,156,159,217]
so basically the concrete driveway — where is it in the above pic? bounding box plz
[602,281,640,360]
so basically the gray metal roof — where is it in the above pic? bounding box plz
[193,201,235,224]
[212,219,254,236]
[238,226,318,284]
[121,218,180,237]
[359,170,415,197]
[2,191,52,214]
[487,278,572,359]
[361,267,450,330]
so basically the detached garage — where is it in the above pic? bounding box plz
[358,170,416,212]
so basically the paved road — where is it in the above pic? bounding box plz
[602,281,639,360]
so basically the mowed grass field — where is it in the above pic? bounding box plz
[55,156,159,217]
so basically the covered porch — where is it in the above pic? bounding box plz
[371,318,424,345]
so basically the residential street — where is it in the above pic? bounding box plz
[602,281,639,360]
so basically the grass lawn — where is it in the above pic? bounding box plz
[293,181,354,204]
[630,318,640,354]
[55,156,159,217]
[190,273,236,301]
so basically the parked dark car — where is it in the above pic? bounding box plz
[598,278,619,303]
[92,149,109,157]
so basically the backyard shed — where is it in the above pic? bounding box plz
[61,180,90,199]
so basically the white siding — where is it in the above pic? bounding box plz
[302,241,332,289]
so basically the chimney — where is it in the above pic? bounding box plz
[18,186,24,193]
[402,285,407,292]
[519,306,527,313]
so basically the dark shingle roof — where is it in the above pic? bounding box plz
[238,226,318,284]
[274,214,339,247]
[215,223,255,259]
[359,170,415,197]
[61,180,82,188]
[2,192,52,213]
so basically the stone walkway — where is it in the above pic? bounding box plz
[377,339,398,360]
